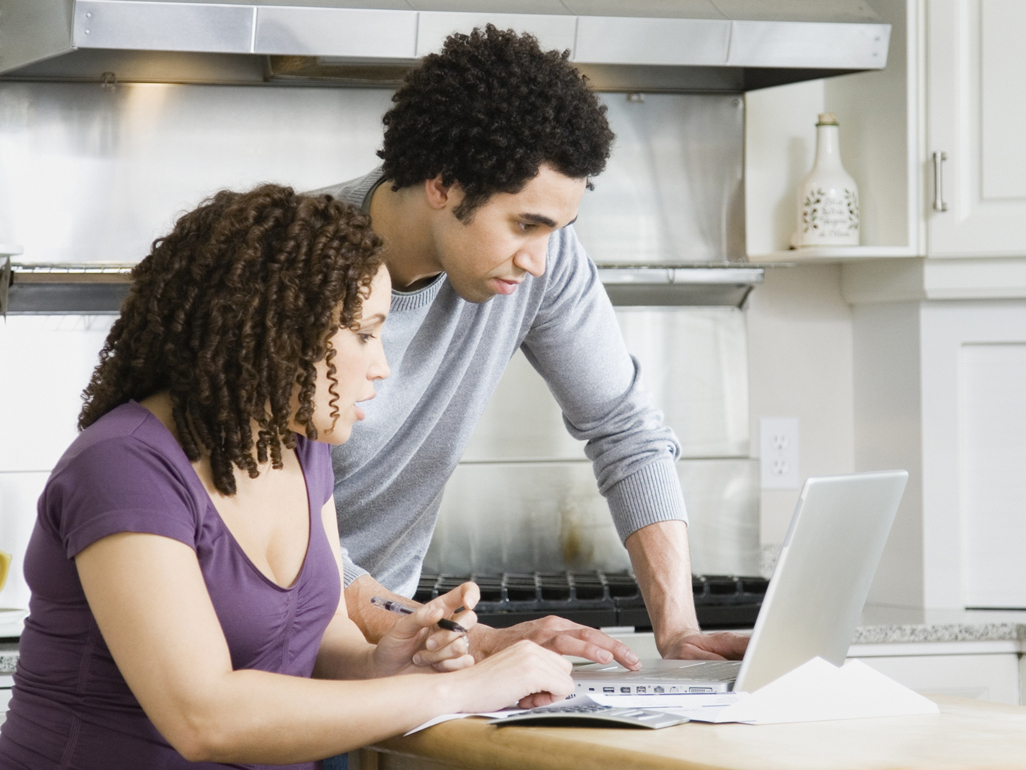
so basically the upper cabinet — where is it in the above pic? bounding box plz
[927,0,1026,258]
[746,0,919,262]
[748,0,1026,264]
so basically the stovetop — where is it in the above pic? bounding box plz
[413,571,768,630]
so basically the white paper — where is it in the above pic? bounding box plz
[403,659,939,733]
[587,692,743,711]
[686,657,940,724]
[406,694,632,734]
[582,691,748,722]
[405,708,525,735]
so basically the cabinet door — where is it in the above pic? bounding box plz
[849,653,1021,705]
[927,0,1026,256]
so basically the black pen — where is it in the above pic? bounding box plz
[370,596,469,634]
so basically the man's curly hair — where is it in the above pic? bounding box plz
[79,185,384,496]
[379,24,614,221]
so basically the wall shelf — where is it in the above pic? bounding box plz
[750,246,920,263]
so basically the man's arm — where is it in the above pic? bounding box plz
[625,520,748,660]
[521,228,749,661]
[345,573,641,670]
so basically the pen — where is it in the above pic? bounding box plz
[370,596,469,635]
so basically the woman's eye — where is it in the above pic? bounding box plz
[359,333,374,343]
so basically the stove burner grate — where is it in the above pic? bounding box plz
[413,571,768,630]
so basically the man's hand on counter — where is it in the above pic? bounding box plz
[658,628,749,661]
[625,520,750,662]
[469,617,642,670]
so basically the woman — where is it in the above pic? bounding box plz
[0,185,572,769]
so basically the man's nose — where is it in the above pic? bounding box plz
[514,238,548,277]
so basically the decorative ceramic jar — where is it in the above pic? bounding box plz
[792,113,859,248]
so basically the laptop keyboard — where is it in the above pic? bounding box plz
[489,703,689,729]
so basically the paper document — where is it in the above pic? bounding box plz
[687,657,940,724]
[404,657,939,733]
[588,692,748,721]
[405,708,527,735]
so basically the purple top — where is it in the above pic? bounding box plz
[0,401,341,770]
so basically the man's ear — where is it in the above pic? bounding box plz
[424,175,456,210]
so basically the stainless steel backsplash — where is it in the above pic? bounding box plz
[574,93,745,264]
[463,308,750,462]
[0,80,756,577]
[0,83,742,265]
[429,306,758,578]
[425,458,759,577]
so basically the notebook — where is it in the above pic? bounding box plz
[573,470,909,695]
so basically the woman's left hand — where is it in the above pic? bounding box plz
[370,582,480,675]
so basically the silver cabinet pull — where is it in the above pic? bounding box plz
[932,151,948,212]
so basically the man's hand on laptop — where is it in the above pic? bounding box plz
[469,616,642,670]
[658,628,750,661]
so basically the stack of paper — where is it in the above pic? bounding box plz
[405,657,939,734]
[587,658,940,724]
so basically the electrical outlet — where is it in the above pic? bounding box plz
[759,417,800,489]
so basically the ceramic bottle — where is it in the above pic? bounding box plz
[793,113,859,248]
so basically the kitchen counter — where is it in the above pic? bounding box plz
[361,696,1026,770]
[852,605,1026,645]
[4,606,1026,676]
[0,642,18,674]
[605,606,1026,662]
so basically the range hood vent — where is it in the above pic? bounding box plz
[2,0,890,91]
[0,260,766,314]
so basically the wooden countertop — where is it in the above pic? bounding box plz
[363,696,1026,770]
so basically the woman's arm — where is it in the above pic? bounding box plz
[75,532,572,765]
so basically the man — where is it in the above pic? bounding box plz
[316,25,748,669]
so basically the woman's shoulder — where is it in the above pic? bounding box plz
[42,402,205,556]
[54,401,186,478]
[293,433,334,507]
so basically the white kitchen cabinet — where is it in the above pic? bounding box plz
[926,0,1026,257]
[848,642,1021,705]
[746,0,919,261]
[849,300,1026,610]
[748,0,1026,263]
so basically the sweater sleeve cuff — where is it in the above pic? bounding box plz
[340,544,369,588]
[606,459,689,543]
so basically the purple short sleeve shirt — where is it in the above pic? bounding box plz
[0,401,341,770]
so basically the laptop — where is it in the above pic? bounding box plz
[573,470,909,695]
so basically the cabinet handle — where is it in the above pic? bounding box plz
[932,151,948,212]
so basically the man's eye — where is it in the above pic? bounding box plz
[518,222,537,232]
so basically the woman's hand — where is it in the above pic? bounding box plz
[369,582,480,677]
[450,640,575,712]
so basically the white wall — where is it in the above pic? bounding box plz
[746,264,856,548]
[852,301,924,608]
[0,315,113,610]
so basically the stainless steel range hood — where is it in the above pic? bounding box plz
[1,0,890,91]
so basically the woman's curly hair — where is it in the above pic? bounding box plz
[79,184,384,496]
[379,24,614,220]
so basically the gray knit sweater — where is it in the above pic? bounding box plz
[314,169,687,597]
